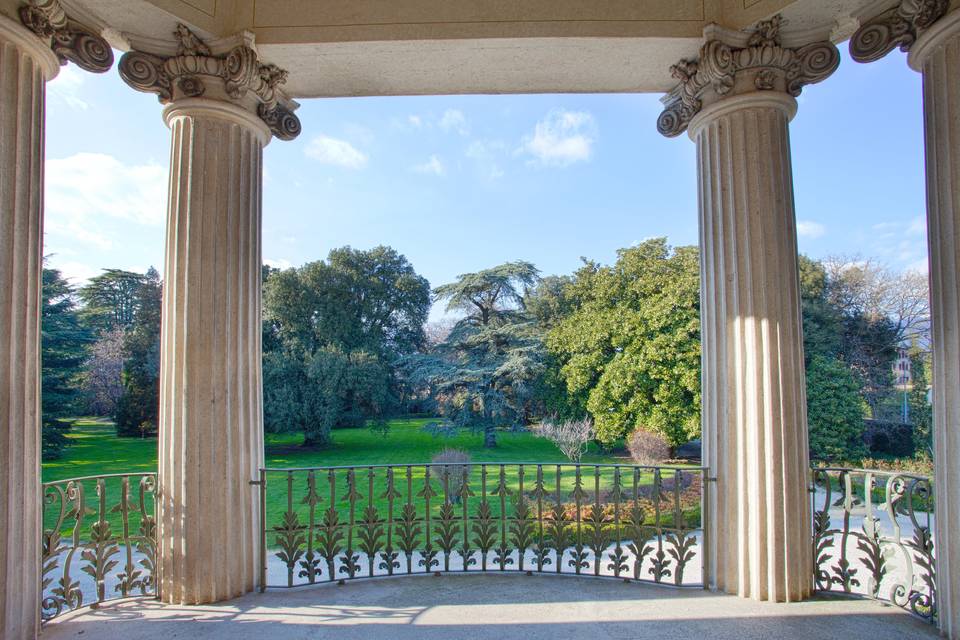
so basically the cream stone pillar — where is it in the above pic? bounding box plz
[1,3,111,637]
[156,98,268,604]
[0,16,56,639]
[658,16,838,601]
[119,24,300,604]
[851,3,960,634]
[910,11,960,640]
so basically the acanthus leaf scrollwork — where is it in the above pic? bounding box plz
[118,23,300,141]
[19,0,113,73]
[657,15,839,137]
[850,0,949,63]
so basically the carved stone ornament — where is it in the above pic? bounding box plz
[118,24,301,141]
[850,0,949,63]
[657,16,839,137]
[18,0,113,73]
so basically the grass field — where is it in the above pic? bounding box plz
[42,418,701,542]
[42,416,625,483]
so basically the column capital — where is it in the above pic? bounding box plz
[118,24,301,142]
[850,0,950,65]
[0,11,58,79]
[909,7,960,69]
[688,91,797,140]
[656,15,839,138]
[163,98,272,147]
[16,0,112,74]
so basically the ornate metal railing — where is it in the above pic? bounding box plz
[41,473,157,622]
[259,463,705,589]
[811,467,936,623]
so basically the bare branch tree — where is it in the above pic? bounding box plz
[423,318,457,347]
[534,417,595,462]
[81,327,126,416]
[822,255,930,345]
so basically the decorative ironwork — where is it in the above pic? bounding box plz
[261,463,704,588]
[40,473,157,623]
[811,467,936,624]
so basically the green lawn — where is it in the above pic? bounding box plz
[42,419,701,543]
[43,417,624,483]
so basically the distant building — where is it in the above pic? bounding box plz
[893,347,912,389]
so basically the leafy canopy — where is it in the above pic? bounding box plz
[41,266,91,458]
[262,246,430,446]
[407,261,544,447]
[547,238,701,448]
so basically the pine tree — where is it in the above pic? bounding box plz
[114,267,162,437]
[41,267,90,459]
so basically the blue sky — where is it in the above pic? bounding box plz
[43,47,927,319]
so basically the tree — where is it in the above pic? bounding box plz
[533,417,594,462]
[909,347,933,457]
[263,347,395,446]
[265,246,430,359]
[81,327,126,416]
[415,261,545,448]
[799,255,915,422]
[821,257,930,346]
[78,269,147,332]
[526,275,585,420]
[262,246,430,446]
[806,355,866,461]
[114,267,162,437]
[41,266,90,459]
[433,261,539,326]
[547,239,701,449]
[798,255,843,362]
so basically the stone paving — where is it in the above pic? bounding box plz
[41,574,939,640]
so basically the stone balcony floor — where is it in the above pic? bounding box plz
[41,574,938,640]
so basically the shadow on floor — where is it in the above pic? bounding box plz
[41,574,939,640]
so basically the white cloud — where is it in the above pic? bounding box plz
[519,109,596,167]
[46,153,167,226]
[305,135,368,169]
[412,155,445,176]
[466,139,507,180]
[48,260,101,286]
[907,216,926,236]
[48,65,89,110]
[439,109,470,136]
[264,258,294,270]
[466,139,506,159]
[408,115,423,128]
[45,219,113,251]
[861,217,929,272]
[796,220,826,239]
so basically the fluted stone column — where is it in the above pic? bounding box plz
[909,11,960,638]
[658,16,838,601]
[851,4,960,634]
[0,15,58,639]
[118,24,300,604]
[157,98,268,604]
[692,92,811,601]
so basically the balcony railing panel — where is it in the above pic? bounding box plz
[811,467,936,623]
[259,463,706,589]
[40,473,157,622]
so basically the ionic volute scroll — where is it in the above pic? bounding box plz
[118,23,301,141]
[18,0,113,73]
[657,15,839,137]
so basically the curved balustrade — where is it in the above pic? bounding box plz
[40,473,157,622]
[811,467,936,623]
[258,463,706,589]
[37,463,937,628]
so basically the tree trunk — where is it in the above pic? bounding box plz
[483,425,497,448]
